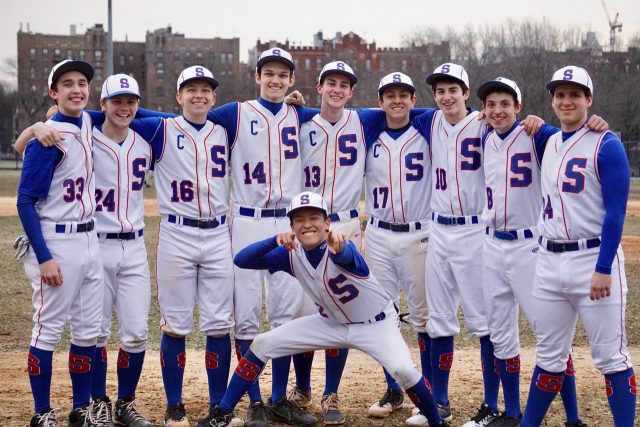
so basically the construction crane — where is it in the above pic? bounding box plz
[600,0,623,51]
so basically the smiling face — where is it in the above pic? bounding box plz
[483,91,521,134]
[290,207,330,250]
[551,84,592,132]
[101,94,139,130]
[433,81,469,124]
[176,80,216,123]
[49,71,89,117]
[378,86,416,128]
[256,61,295,102]
[318,73,354,110]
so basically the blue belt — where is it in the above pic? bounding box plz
[99,230,144,240]
[539,236,601,253]
[168,215,225,229]
[55,220,94,233]
[238,207,287,218]
[328,209,358,222]
[486,227,534,241]
[370,218,420,232]
[432,212,479,226]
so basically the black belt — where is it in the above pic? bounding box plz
[55,220,94,233]
[99,230,144,240]
[539,236,601,253]
[486,227,534,241]
[328,209,358,222]
[432,212,479,226]
[238,207,287,218]
[348,311,386,325]
[370,218,420,232]
[168,215,225,229]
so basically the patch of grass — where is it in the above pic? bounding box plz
[0,170,20,198]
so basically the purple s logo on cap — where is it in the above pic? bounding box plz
[563,69,574,80]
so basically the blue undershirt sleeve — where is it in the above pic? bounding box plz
[233,236,293,275]
[411,109,438,145]
[329,241,370,276]
[136,107,177,119]
[596,133,630,274]
[533,124,559,162]
[208,102,239,147]
[129,118,165,157]
[356,109,387,150]
[85,110,105,126]
[294,105,320,125]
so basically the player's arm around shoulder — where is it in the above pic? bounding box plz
[14,121,62,155]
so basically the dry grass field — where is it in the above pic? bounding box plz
[0,171,638,426]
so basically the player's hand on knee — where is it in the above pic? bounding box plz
[284,90,305,105]
[277,232,298,251]
[520,115,544,136]
[589,272,611,300]
[327,230,348,255]
[34,122,62,147]
[584,115,609,132]
[39,259,63,286]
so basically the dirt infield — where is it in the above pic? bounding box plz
[2,346,636,426]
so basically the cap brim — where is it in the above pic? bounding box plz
[256,56,295,72]
[319,70,358,85]
[378,82,415,96]
[546,79,591,94]
[178,76,219,91]
[426,72,465,87]
[51,60,94,88]
[286,205,327,218]
[102,90,143,100]
[477,81,519,103]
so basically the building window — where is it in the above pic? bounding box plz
[402,60,407,71]
[174,52,180,62]
[227,53,233,63]
[316,58,322,70]
[30,66,36,78]
[42,48,49,57]
[220,53,226,64]
[120,54,125,66]
[128,54,134,62]
[54,48,61,57]
[379,59,385,70]
[31,84,37,93]
[29,48,36,60]
[79,50,85,59]
[185,51,191,59]
[156,68,164,77]
[43,67,49,77]
[95,68,103,78]
[196,52,203,59]
[294,59,299,69]
[366,59,371,70]
[67,49,73,59]
[43,84,49,95]
[156,51,164,58]
[95,50,102,61]
[304,58,311,70]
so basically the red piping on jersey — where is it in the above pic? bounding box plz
[531,132,542,169]
[84,115,96,218]
[173,119,203,218]
[247,102,274,208]
[554,130,591,240]
[202,125,217,218]
[310,118,330,200]
[33,280,45,348]
[93,134,126,232]
[399,129,421,222]
[155,222,167,331]
[376,138,396,222]
[593,132,606,183]
[503,127,526,230]
[616,252,631,369]
[322,255,351,322]
[453,115,477,216]
[75,133,90,221]
[275,105,298,208]
[123,133,136,232]
[156,119,168,163]
[230,102,241,151]
[332,112,352,212]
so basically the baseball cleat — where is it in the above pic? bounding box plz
[565,420,588,427]
[405,412,428,426]
[267,396,318,426]
[367,388,404,418]
[244,401,268,427]
[461,403,499,427]
[287,386,312,409]
[30,408,58,427]
[437,403,453,422]
[194,405,234,427]
[488,414,522,426]
[114,396,153,426]
[321,393,345,425]
[164,402,189,427]
[91,396,115,426]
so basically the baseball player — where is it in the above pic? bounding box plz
[199,191,450,427]
[519,67,636,426]
[15,74,155,426]
[476,76,607,426]
[362,72,433,424]
[17,59,104,427]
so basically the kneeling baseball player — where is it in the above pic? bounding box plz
[202,191,449,426]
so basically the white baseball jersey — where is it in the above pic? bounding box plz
[539,129,607,240]
[154,116,229,218]
[429,110,486,216]
[365,127,432,222]
[300,111,365,213]
[289,243,389,323]
[230,100,302,208]
[483,127,543,230]
[36,113,95,223]
[92,127,152,233]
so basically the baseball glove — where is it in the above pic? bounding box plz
[13,234,30,261]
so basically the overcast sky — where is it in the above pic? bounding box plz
[3,0,639,64]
